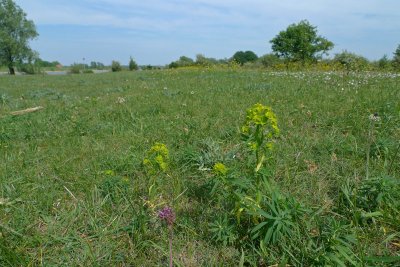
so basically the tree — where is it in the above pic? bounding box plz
[270,20,333,63]
[393,44,400,71]
[376,55,391,70]
[232,51,258,65]
[0,0,38,75]
[129,57,138,71]
[168,56,194,68]
[195,54,217,66]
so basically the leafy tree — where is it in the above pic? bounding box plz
[168,56,194,68]
[393,44,400,71]
[376,55,391,70]
[177,56,194,66]
[129,57,138,71]
[270,20,333,63]
[232,51,258,65]
[195,54,217,66]
[0,0,38,75]
[90,61,98,69]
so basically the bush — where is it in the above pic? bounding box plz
[69,63,82,74]
[111,60,122,72]
[231,51,258,65]
[259,54,282,69]
[82,69,94,74]
[333,51,370,72]
[18,63,39,74]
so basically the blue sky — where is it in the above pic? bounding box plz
[14,0,400,66]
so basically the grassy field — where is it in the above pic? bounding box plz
[0,69,399,266]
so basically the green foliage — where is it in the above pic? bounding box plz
[195,54,218,67]
[143,142,170,174]
[309,219,358,266]
[99,172,130,202]
[82,69,94,74]
[232,51,258,65]
[339,175,400,227]
[259,53,282,68]
[89,61,105,69]
[111,60,122,72]
[17,62,40,74]
[270,20,334,63]
[393,44,400,71]
[334,50,370,72]
[241,103,280,172]
[69,63,82,74]
[375,55,392,70]
[128,57,138,71]
[250,189,307,245]
[168,56,194,68]
[0,0,38,74]
[35,59,60,68]
[209,214,237,246]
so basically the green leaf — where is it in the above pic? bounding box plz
[329,253,347,267]
[251,221,268,234]
[264,226,274,244]
[336,246,356,266]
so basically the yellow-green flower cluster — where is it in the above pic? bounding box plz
[242,103,280,138]
[143,142,169,173]
[213,162,228,176]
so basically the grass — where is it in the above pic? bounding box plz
[0,68,399,266]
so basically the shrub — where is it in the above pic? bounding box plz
[111,60,122,72]
[82,69,94,74]
[333,51,370,72]
[69,63,81,74]
[18,63,39,74]
[129,57,138,71]
[259,54,283,69]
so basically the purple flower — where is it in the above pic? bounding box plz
[158,206,175,226]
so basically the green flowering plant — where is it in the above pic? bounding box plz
[143,142,169,174]
[211,162,229,196]
[241,103,280,172]
[213,162,228,176]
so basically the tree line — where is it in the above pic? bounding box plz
[168,20,400,72]
[1,0,400,74]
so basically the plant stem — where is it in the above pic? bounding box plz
[388,141,400,174]
[169,225,173,267]
[366,120,374,179]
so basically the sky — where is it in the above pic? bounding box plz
[14,0,400,66]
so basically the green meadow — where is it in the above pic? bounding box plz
[0,69,399,266]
